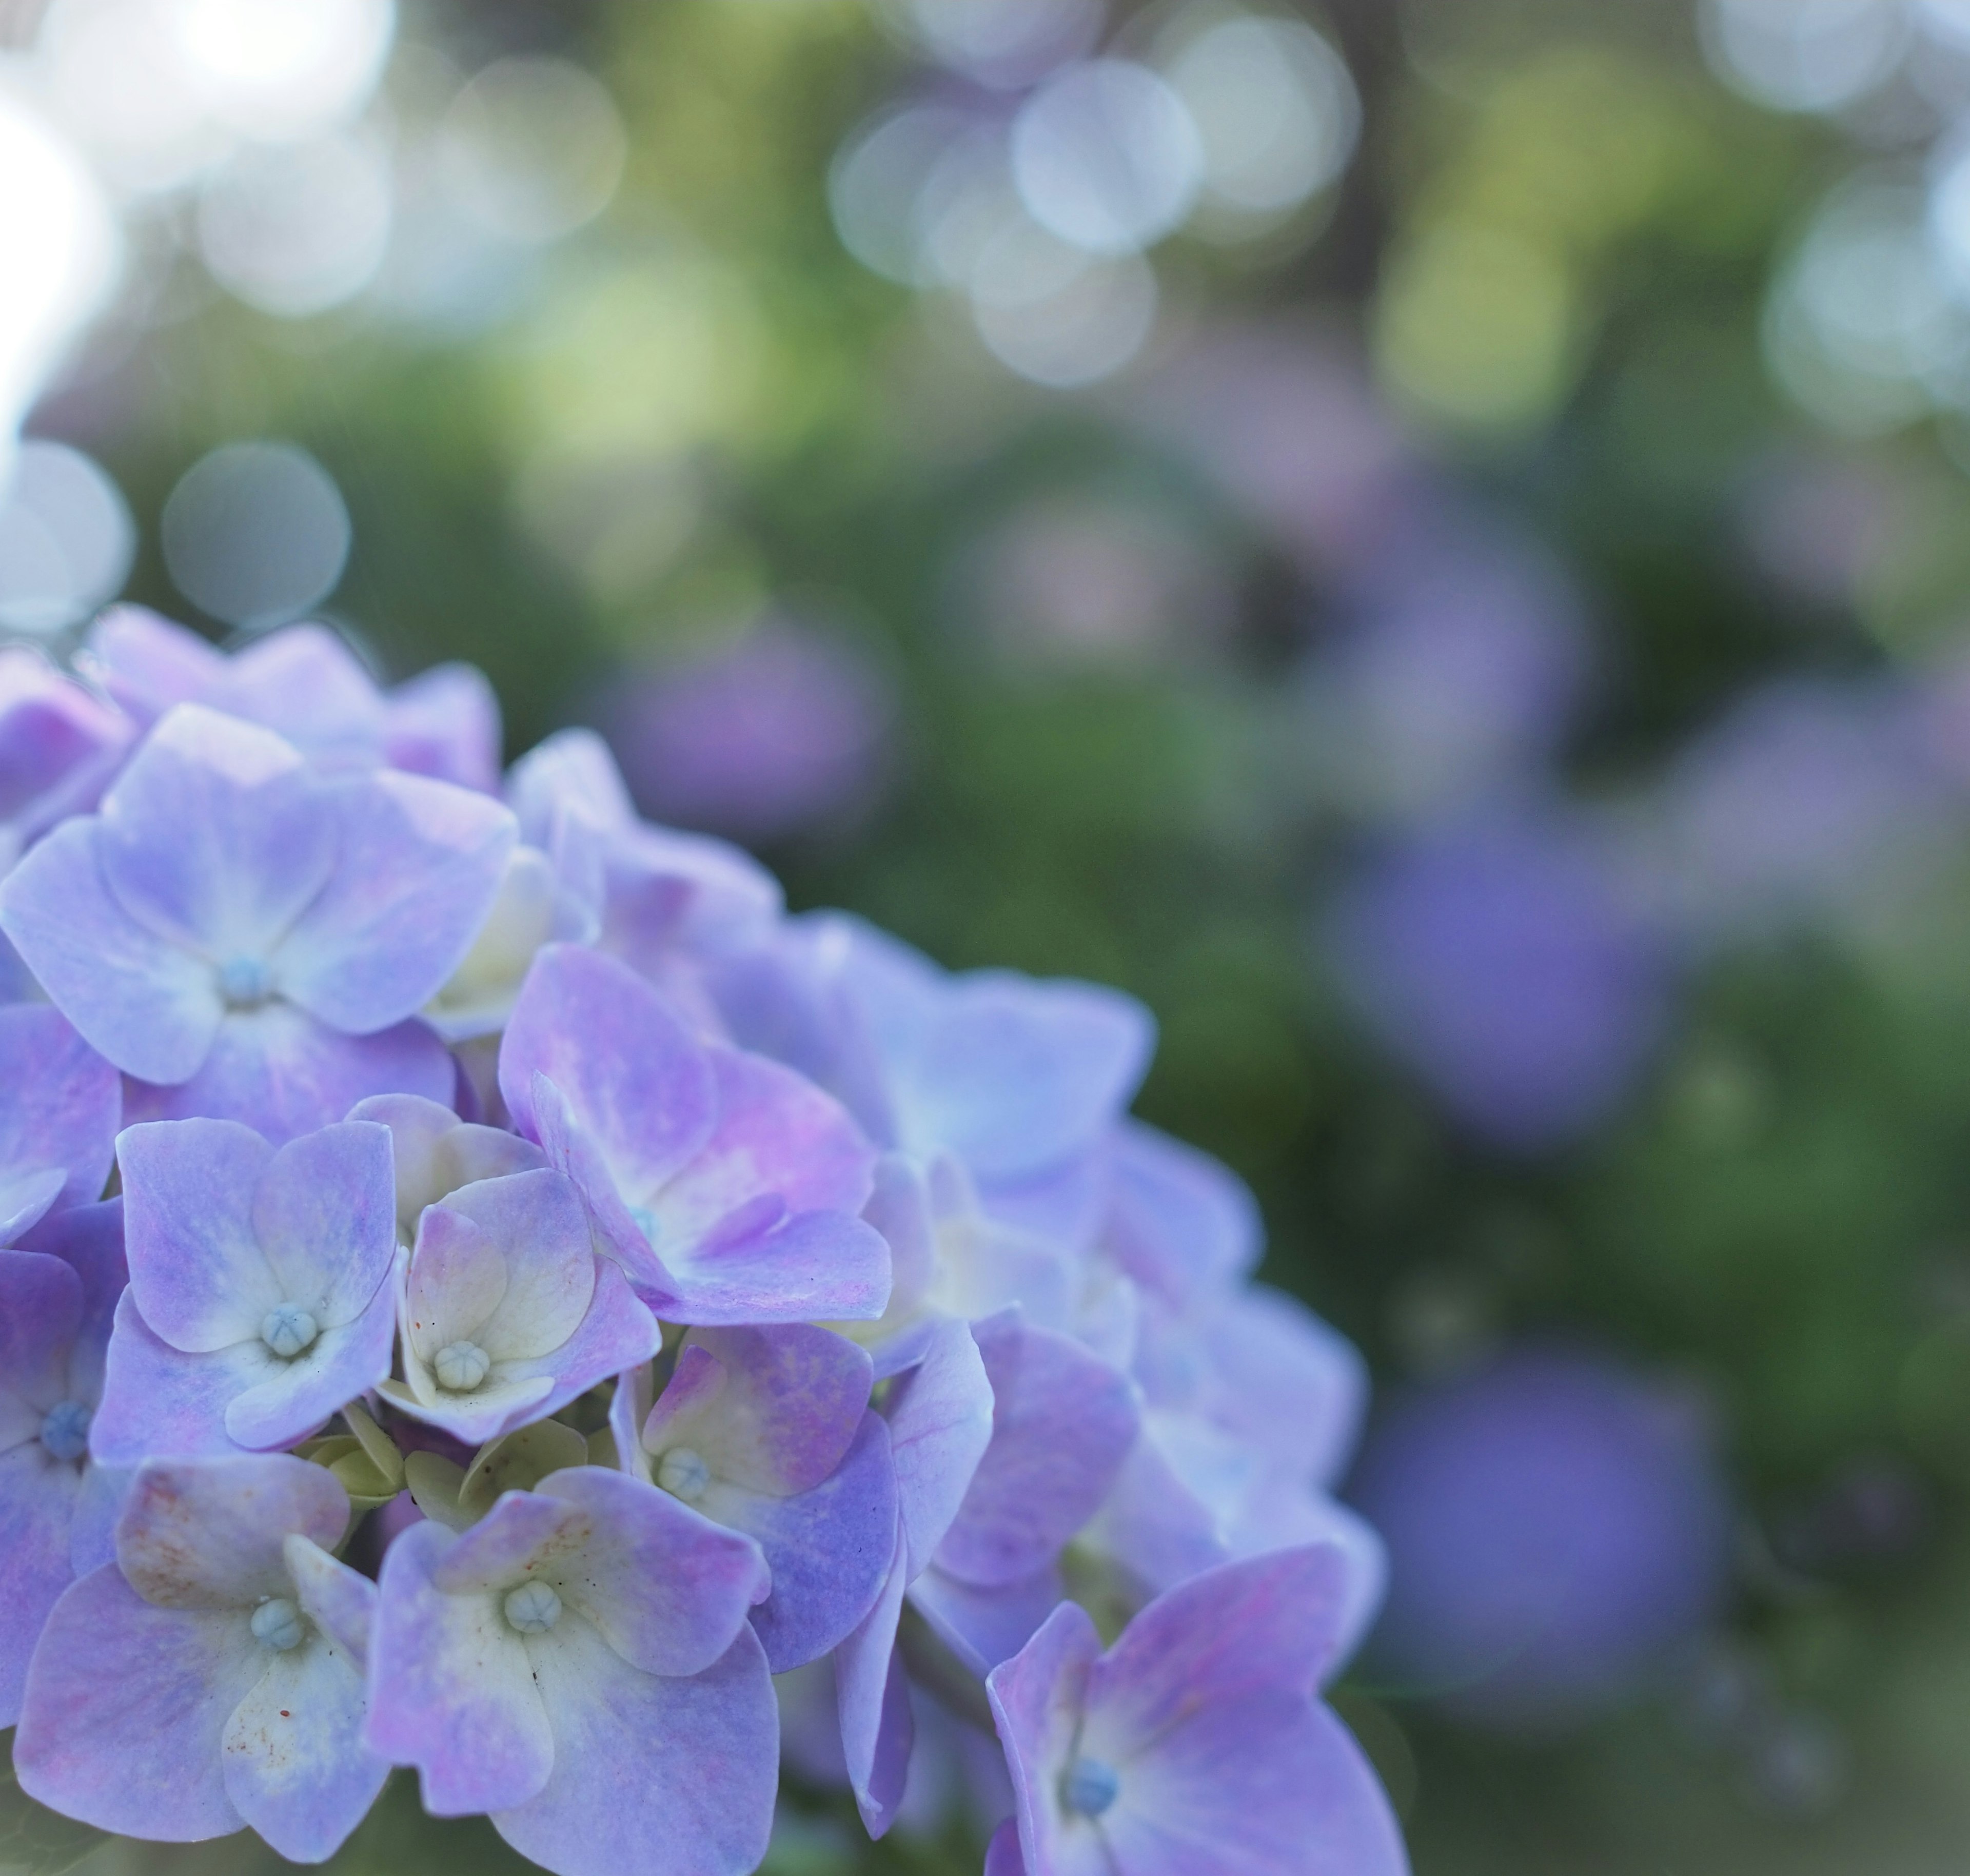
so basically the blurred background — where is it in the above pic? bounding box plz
[7,0,1970,1871]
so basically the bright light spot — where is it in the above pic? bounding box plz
[970,228,1158,386]
[885,0,1105,89]
[196,132,393,317]
[162,441,352,629]
[1011,60,1203,258]
[830,102,976,287]
[439,58,626,244]
[0,442,135,635]
[1930,136,1970,303]
[1165,17,1360,221]
[173,0,396,142]
[1699,0,1907,115]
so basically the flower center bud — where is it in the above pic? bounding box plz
[39,1400,91,1463]
[218,956,274,1009]
[504,1580,562,1634]
[656,1447,710,1501]
[1062,1756,1120,1818]
[434,1340,491,1392]
[250,1598,305,1652]
[260,1304,319,1358]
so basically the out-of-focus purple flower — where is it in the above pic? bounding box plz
[612,1322,896,1672]
[499,943,891,1326]
[1329,805,1672,1152]
[0,1200,128,1725]
[0,647,129,869]
[0,706,516,1141]
[986,1547,1408,1876]
[382,1168,656,1445]
[345,1092,545,1243]
[1349,1346,1732,1729]
[602,619,895,845]
[92,1119,399,1464]
[15,1455,387,1860]
[367,1465,777,1876]
[1736,451,1897,611]
[0,1003,120,1244]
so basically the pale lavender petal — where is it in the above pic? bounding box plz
[483,1259,654,1435]
[984,1599,1104,1876]
[0,1003,120,1218]
[0,1444,81,1726]
[498,944,716,1191]
[116,1454,349,1607]
[908,1564,1063,1680]
[986,1818,1026,1876]
[346,1092,544,1240]
[91,1294,259,1464]
[17,1197,128,1403]
[0,819,222,1082]
[1194,1287,1367,1493]
[0,1245,80,1409]
[861,1155,935,1327]
[117,1118,279,1353]
[14,1564,261,1841]
[437,1169,594,1360]
[367,1518,554,1815]
[1106,1120,1261,1307]
[403,1202,509,1362]
[493,1618,777,1876]
[976,1150,1109,1258]
[384,662,502,792]
[528,1071,674,1296]
[96,706,336,960]
[653,1206,892,1329]
[937,1316,1138,1589]
[81,607,226,725]
[277,770,517,1033]
[252,1120,396,1329]
[835,1518,912,1840]
[882,1317,994,1577]
[1079,1435,1229,1597]
[534,1467,767,1678]
[287,1529,375,1662]
[220,625,385,769]
[224,1276,398,1451]
[0,1169,63,1247]
[70,1461,128,1576]
[0,644,129,844]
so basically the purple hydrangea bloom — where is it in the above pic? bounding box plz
[92,1119,399,1464]
[0,646,129,870]
[367,1464,777,1876]
[986,1547,1408,1876]
[381,1167,658,1444]
[0,705,517,1142]
[611,1322,897,1671]
[15,1455,387,1860]
[499,942,891,1325]
[0,1200,128,1724]
[0,1003,120,1244]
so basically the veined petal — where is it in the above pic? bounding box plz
[251,1121,396,1331]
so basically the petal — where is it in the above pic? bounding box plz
[936,1316,1139,1589]
[116,1453,348,1608]
[534,1467,767,1678]
[882,1316,994,1577]
[252,1120,397,1330]
[834,1517,913,1841]
[222,1627,389,1862]
[223,1276,399,1451]
[81,605,226,724]
[653,1207,892,1330]
[984,1600,1104,1876]
[218,624,385,769]
[0,1443,81,1727]
[367,1519,553,1816]
[346,1092,545,1242]
[986,1818,1026,1876]
[527,1070,673,1294]
[0,818,221,1083]
[91,1294,265,1464]
[124,1005,456,1145]
[0,1004,120,1218]
[405,1203,510,1361]
[0,1169,63,1248]
[908,1564,1063,1682]
[0,1246,82,1411]
[277,771,518,1034]
[497,944,715,1191]
[95,705,336,961]
[383,662,502,792]
[14,1564,260,1841]
[286,1530,376,1663]
[117,1118,280,1353]
[379,1370,554,1449]
[17,1197,128,1404]
[438,1169,595,1360]
[494,1619,776,1876]
[1105,1120,1262,1307]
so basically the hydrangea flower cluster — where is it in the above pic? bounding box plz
[0,610,1406,1876]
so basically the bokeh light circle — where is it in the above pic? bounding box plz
[438,57,627,244]
[0,442,135,636]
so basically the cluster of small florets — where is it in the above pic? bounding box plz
[0,610,1405,1876]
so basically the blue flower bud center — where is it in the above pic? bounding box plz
[218,956,274,1008]
[251,1597,304,1652]
[39,1400,91,1463]
[504,1580,562,1634]
[434,1340,491,1392]
[1062,1756,1120,1818]
[261,1304,319,1358]
[656,1447,710,1501]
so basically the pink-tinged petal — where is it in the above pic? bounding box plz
[91,1295,263,1464]
[649,1048,877,1245]
[438,1169,594,1360]
[882,1317,994,1577]
[117,1118,280,1353]
[0,1443,82,1726]
[1223,1490,1387,1677]
[222,1619,388,1862]
[252,1120,396,1330]
[287,1531,376,1664]
[1106,1120,1262,1308]
[384,663,502,792]
[0,819,222,1083]
[14,1564,261,1841]
[498,944,715,1190]
[710,1409,896,1673]
[124,1006,457,1144]
[835,1518,912,1840]
[0,644,129,843]
[404,1203,509,1361]
[347,1092,544,1241]
[219,624,386,770]
[224,1275,398,1452]
[648,1325,873,1498]
[116,1455,348,1608]
[0,1003,120,1218]
[937,1316,1139,1589]
[533,1467,767,1678]
[367,1518,554,1815]
[276,771,517,1033]
[653,1207,892,1329]
[985,1598,1105,1876]
[527,1071,672,1294]
[80,606,226,724]
[986,1818,1026,1876]
[96,706,336,961]
[494,1619,776,1876]
[909,1564,1063,1681]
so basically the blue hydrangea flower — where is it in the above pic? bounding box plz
[0,1003,120,1245]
